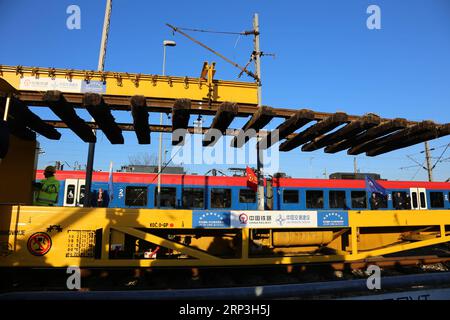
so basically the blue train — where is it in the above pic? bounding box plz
[36,170,450,211]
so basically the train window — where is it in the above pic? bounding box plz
[306,190,323,209]
[283,190,299,203]
[329,190,346,209]
[379,194,388,208]
[369,192,388,209]
[154,187,176,208]
[412,192,418,208]
[239,189,256,203]
[182,188,204,209]
[125,186,147,206]
[430,192,444,208]
[211,188,232,208]
[351,191,367,209]
[419,192,426,208]
[66,184,75,204]
[79,185,85,205]
[392,191,410,210]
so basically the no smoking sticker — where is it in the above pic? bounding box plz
[27,232,52,256]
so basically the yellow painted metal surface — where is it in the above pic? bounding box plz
[0,78,17,93]
[0,65,258,104]
[272,231,334,246]
[1,206,450,268]
[0,135,37,204]
[0,205,192,267]
[114,227,221,261]
[348,210,450,227]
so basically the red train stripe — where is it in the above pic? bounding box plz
[272,178,450,190]
[37,170,248,186]
[36,170,450,190]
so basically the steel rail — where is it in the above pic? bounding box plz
[1,271,450,300]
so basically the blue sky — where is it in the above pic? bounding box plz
[0,0,449,181]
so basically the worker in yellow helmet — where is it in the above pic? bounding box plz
[33,166,60,206]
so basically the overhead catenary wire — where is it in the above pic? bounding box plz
[406,155,427,170]
[166,23,258,81]
[406,143,450,157]
[411,161,426,180]
[400,164,423,170]
[401,142,450,179]
[431,143,450,170]
[174,26,254,36]
[149,145,184,184]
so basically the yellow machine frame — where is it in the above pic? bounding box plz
[1,205,450,268]
[1,64,449,270]
[0,64,258,105]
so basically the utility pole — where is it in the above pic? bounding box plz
[157,40,176,208]
[424,141,433,182]
[353,157,358,175]
[253,13,264,211]
[84,0,112,206]
[193,116,204,131]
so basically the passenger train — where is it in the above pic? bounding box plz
[36,170,450,211]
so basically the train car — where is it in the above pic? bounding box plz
[2,138,450,271]
[273,177,450,211]
[36,170,450,211]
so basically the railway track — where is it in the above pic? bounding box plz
[1,245,450,295]
[1,267,450,300]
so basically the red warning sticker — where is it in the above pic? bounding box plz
[27,232,52,256]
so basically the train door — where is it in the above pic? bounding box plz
[63,179,86,207]
[266,179,274,210]
[78,179,86,206]
[409,188,427,210]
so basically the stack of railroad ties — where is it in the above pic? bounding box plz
[0,64,449,157]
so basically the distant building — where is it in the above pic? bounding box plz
[228,168,247,177]
[119,165,185,174]
[273,172,290,178]
[329,172,382,180]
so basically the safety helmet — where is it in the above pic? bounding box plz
[44,166,56,173]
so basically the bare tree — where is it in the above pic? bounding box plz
[128,153,158,166]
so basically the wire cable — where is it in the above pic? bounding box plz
[432,143,450,170]
[176,27,251,36]
[149,145,184,184]
[411,161,425,180]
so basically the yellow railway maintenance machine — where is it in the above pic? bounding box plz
[1,64,450,270]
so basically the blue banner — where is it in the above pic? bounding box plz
[192,211,231,228]
[365,176,387,196]
[317,211,349,227]
[81,80,106,93]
